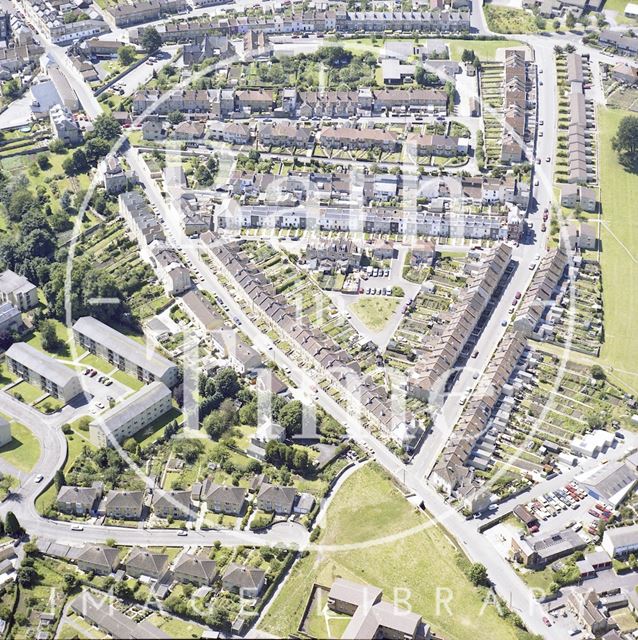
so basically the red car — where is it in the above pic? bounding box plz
[543,617,552,627]
[588,508,601,518]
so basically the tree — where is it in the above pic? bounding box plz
[279,400,303,437]
[461,49,475,62]
[591,364,606,380]
[1,78,21,99]
[113,581,133,600]
[85,137,111,165]
[62,572,79,593]
[141,27,162,54]
[36,154,50,171]
[39,319,60,352]
[204,411,229,439]
[54,469,66,491]
[468,562,489,587]
[167,110,184,126]
[612,115,638,166]
[118,45,136,66]
[91,114,122,142]
[214,367,240,398]
[5,511,22,537]
[16,565,35,587]
[565,11,576,28]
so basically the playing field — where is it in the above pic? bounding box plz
[597,108,638,393]
[259,463,522,640]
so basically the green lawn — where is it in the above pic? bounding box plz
[9,380,44,404]
[146,613,203,639]
[80,353,115,375]
[350,296,400,332]
[25,320,78,361]
[598,108,638,393]
[113,369,145,391]
[259,463,520,640]
[0,362,15,387]
[134,406,182,447]
[484,6,539,34]
[446,38,525,62]
[0,418,40,472]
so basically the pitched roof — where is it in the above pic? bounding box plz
[76,545,120,570]
[173,553,217,582]
[222,563,265,590]
[125,548,169,575]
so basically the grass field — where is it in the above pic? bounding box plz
[350,296,400,332]
[446,38,525,62]
[484,6,538,34]
[597,108,638,393]
[259,463,521,640]
[81,353,115,375]
[0,418,40,472]
[9,380,44,405]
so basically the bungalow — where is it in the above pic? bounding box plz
[76,545,120,575]
[256,483,297,515]
[222,563,266,598]
[125,548,169,579]
[173,553,217,586]
[210,329,263,374]
[511,528,586,568]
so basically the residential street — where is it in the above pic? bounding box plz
[5,1,628,636]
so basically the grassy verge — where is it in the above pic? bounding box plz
[0,417,40,471]
[259,463,522,640]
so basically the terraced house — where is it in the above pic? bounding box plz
[73,316,179,388]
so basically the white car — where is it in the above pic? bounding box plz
[71,524,84,532]
[34,474,44,483]
[177,530,188,537]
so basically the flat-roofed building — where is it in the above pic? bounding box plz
[602,524,638,558]
[73,316,179,388]
[0,270,38,311]
[89,381,172,447]
[5,342,81,402]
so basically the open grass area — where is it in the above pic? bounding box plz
[80,353,115,375]
[25,320,78,361]
[113,369,145,391]
[134,406,182,447]
[445,38,525,62]
[597,108,638,393]
[0,417,40,472]
[350,296,400,332]
[146,613,203,639]
[259,463,521,640]
[484,6,538,33]
[9,380,44,405]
